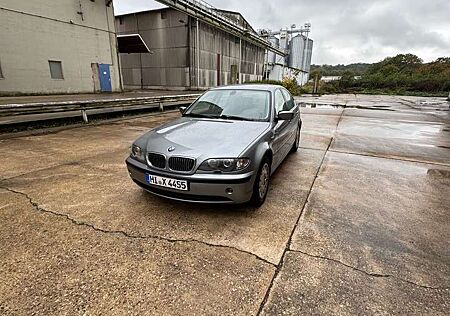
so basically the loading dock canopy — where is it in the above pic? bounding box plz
[117,34,152,54]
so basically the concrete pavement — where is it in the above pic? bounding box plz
[0,94,449,315]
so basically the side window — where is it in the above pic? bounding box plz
[274,89,285,114]
[281,89,295,111]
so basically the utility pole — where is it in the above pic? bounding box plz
[313,73,319,94]
[239,38,242,84]
[196,18,200,90]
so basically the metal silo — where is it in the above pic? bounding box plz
[267,36,279,64]
[288,34,305,69]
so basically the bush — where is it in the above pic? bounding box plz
[316,54,450,96]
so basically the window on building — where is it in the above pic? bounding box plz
[49,61,64,79]
[119,17,123,25]
[161,11,167,19]
[0,58,3,78]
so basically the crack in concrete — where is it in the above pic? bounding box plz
[257,109,347,315]
[256,139,337,315]
[290,249,449,291]
[0,186,276,268]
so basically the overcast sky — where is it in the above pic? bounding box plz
[113,0,450,65]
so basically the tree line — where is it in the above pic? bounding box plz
[309,54,450,96]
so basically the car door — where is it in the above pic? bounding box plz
[271,89,292,168]
[281,88,300,146]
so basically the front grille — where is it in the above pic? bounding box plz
[147,153,166,169]
[168,157,195,172]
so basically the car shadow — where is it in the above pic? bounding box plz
[139,189,258,215]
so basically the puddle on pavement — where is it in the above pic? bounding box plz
[299,103,396,111]
[427,168,450,178]
[418,100,447,106]
[350,105,395,111]
[299,102,344,109]
[416,100,450,111]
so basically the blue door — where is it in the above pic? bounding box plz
[98,64,112,92]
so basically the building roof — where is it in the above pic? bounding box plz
[115,7,257,35]
[211,9,257,34]
[115,6,170,17]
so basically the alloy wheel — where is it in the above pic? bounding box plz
[258,163,270,199]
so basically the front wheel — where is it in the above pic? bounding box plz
[250,158,271,207]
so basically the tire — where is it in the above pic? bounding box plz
[250,157,271,207]
[291,124,301,153]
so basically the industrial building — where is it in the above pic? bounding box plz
[116,3,313,90]
[116,7,267,90]
[262,27,313,85]
[0,0,121,95]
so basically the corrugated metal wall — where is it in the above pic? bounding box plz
[189,19,264,88]
[117,9,190,90]
[117,9,264,90]
[267,36,279,64]
[288,35,313,73]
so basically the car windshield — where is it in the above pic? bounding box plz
[185,89,270,121]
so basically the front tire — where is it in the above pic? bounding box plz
[250,158,271,207]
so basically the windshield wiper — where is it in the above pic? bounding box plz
[219,115,257,121]
[184,113,215,118]
[185,113,258,121]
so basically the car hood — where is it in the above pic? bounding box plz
[142,117,270,158]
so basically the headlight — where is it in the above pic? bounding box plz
[131,144,145,161]
[199,158,250,172]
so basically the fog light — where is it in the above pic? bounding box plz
[225,188,233,195]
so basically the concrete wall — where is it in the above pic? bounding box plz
[0,0,121,95]
[116,8,264,90]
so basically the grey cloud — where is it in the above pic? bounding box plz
[113,0,450,65]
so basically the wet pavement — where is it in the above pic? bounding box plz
[0,94,449,315]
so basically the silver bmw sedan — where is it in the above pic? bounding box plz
[126,84,301,206]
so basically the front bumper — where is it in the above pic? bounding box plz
[126,157,255,204]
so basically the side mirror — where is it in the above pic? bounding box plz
[277,111,294,120]
[179,106,187,115]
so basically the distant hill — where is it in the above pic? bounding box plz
[310,63,371,76]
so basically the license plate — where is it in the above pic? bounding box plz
[145,173,188,191]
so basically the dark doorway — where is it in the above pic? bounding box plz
[217,54,221,86]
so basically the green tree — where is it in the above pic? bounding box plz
[338,71,355,89]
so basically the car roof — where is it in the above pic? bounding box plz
[210,84,283,92]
